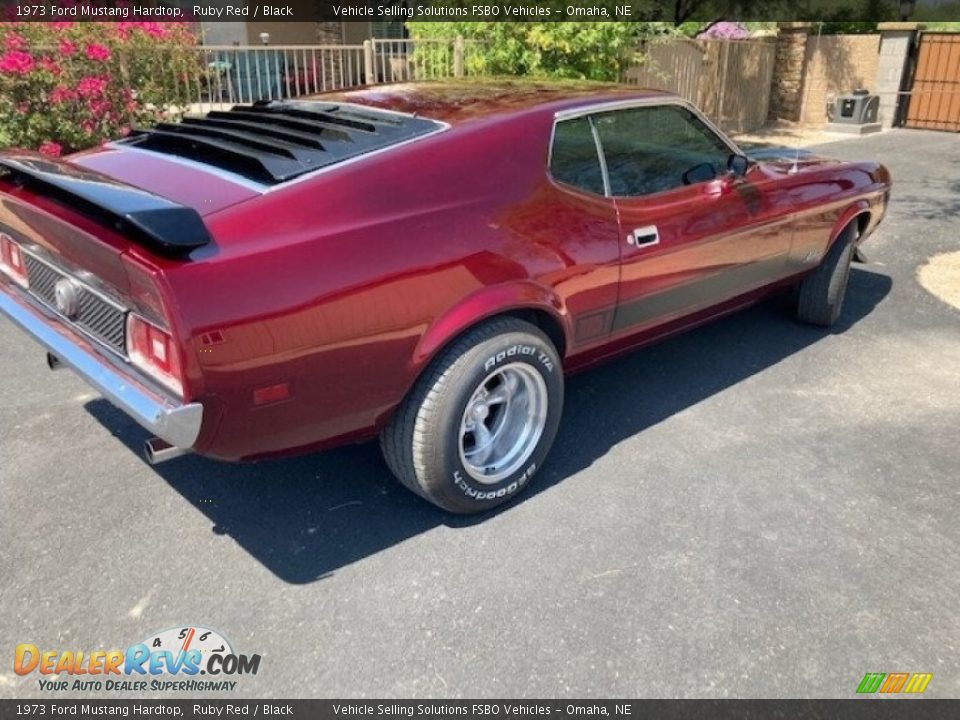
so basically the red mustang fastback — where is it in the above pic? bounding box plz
[0,80,890,513]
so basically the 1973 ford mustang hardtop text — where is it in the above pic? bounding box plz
[0,80,890,513]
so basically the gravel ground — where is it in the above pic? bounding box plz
[918,251,960,311]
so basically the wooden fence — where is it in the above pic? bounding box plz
[624,37,777,134]
[83,34,777,131]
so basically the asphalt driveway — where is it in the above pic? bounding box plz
[2,129,959,699]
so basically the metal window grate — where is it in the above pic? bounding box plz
[24,254,127,355]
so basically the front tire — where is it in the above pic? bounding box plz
[796,224,857,327]
[381,318,563,514]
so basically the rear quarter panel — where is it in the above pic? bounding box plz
[172,110,591,461]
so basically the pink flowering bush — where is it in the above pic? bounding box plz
[0,21,197,155]
[84,43,111,62]
[696,22,751,40]
[0,50,35,75]
[38,141,62,157]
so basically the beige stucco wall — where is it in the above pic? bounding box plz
[200,19,359,46]
[242,21,375,46]
[800,34,881,125]
[875,28,917,128]
[343,23,373,44]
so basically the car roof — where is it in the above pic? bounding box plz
[314,79,674,126]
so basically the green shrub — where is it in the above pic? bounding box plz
[0,22,198,156]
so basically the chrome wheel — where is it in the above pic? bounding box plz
[458,362,548,484]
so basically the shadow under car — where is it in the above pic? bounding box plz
[84,267,892,584]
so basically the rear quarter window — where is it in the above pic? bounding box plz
[549,117,605,196]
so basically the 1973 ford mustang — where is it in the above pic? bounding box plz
[0,80,890,513]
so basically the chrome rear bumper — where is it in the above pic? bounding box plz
[0,288,202,449]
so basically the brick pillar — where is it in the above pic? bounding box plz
[315,22,345,90]
[874,22,922,128]
[768,22,812,123]
[315,22,343,45]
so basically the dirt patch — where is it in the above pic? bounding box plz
[918,251,960,311]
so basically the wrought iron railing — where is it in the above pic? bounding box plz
[133,37,481,111]
[188,44,367,105]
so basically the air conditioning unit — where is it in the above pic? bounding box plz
[828,89,880,125]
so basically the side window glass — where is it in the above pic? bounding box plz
[593,105,732,197]
[549,117,605,196]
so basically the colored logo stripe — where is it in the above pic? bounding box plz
[879,673,909,693]
[904,673,933,693]
[856,672,932,694]
[857,673,886,693]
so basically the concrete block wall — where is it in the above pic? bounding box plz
[799,34,881,125]
[768,25,908,128]
[874,25,920,128]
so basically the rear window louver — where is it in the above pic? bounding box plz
[121,101,443,185]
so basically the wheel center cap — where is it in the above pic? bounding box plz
[472,404,489,421]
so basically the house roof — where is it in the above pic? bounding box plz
[316,78,672,126]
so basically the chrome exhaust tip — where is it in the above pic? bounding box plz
[144,437,189,465]
[47,352,64,371]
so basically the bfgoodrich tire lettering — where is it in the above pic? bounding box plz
[381,318,563,514]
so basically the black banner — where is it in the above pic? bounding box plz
[0,0,957,23]
[1,700,960,720]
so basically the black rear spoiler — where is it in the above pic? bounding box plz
[0,154,211,255]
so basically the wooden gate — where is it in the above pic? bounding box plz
[698,39,776,135]
[623,37,706,106]
[904,33,960,131]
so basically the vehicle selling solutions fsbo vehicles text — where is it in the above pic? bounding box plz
[332,4,468,17]
[330,4,634,17]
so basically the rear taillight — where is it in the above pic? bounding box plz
[0,233,28,288]
[126,313,183,396]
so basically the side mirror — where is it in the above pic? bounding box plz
[727,154,750,177]
[682,162,717,186]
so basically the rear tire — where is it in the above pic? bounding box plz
[381,318,563,514]
[796,224,857,327]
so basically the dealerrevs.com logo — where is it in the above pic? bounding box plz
[14,626,261,693]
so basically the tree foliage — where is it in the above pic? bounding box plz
[652,0,897,24]
[406,21,676,81]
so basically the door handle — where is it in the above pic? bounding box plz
[627,225,660,247]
